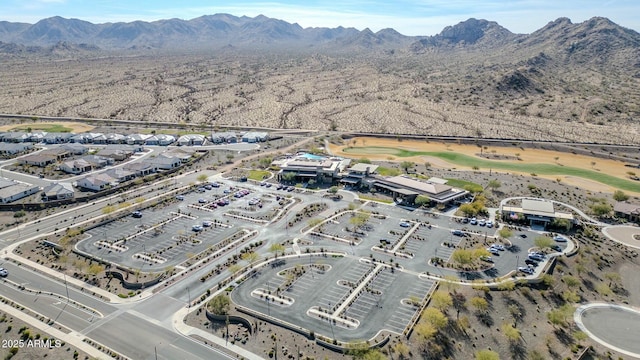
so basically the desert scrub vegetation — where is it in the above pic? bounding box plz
[1,53,639,144]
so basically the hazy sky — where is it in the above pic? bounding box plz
[2,0,639,36]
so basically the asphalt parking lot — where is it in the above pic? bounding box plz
[231,256,435,341]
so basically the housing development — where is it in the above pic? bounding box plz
[0,121,638,360]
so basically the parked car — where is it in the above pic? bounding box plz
[399,221,411,228]
[0,268,8,277]
[202,220,213,227]
[192,225,203,232]
[451,229,464,236]
[131,211,142,218]
[528,253,544,261]
[198,198,207,203]
[553,235,568,242]
[551,244,562,252]
[480,256,493,263]
[518,266,534,275]
[478,219,486,226]
[470,218,478,225]
[462,218,469,224]
[175,195,184,201]
[210,182,221,188]
[519,234,528,238]
[265,183,272,188]
[204,184,213,190]
[524,259,538,267]
[197,187,206,193]
[487,247,500,255]
[486,220,493,228]
[490,244,506,251]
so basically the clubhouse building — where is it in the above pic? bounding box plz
[500,198,574,229]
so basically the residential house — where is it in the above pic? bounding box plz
[0,143,32,156]
[163,148,193,163]
[126,134,153,145]
[76,173,117,191]
[60,143,88,155]
[42,132,73,144]
[60,159,93,174]
[40,147,71,160]
[69,134,90,143]
[42,182,74,201]
[83,155,113,168]
[177,134,206,146]
[107,144,142,153]
[211,131,237,144]
[0,182,40,203]
[92,133,108,144]
[105,168,136,183]
[2,132,30,143]
[123,162,156,176]
[105,133,126,144]
[145,134,175,146]
[18,154,57,167]
[149,154,181,170]
[27,131,47,143]
[96,148,132,161]
[242,131,269,143]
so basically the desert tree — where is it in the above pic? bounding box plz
[208,294,230,315]
[431,291,453,313]
[534,236,554,249]
[400,161,415,173]
[487,179,501,192]
[613,190,629,202]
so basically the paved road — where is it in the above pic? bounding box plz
[575,303,640,359]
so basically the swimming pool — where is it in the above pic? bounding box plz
[299,153,326,160]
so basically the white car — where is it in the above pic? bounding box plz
[487,247,500,255]
[518,266,534,275]
[553,235,568,242]
[470,218,478,225]
[478,219,486,226]
[202,220,213,227]
[486,220,493,228]
[490,244,506,251]
[0,268,8,277]
[399,221,411,228]
[192,225,203,232]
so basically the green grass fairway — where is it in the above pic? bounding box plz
[248,170,271,181]
[343,146,640,193]
[12,124,73,132]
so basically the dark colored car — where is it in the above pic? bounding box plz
[524,259,538,267]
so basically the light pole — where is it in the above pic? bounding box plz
[63,273,70,303]
[187,287,191,308]
[266,281,271,316]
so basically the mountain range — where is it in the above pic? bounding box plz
[0,14,638,65]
